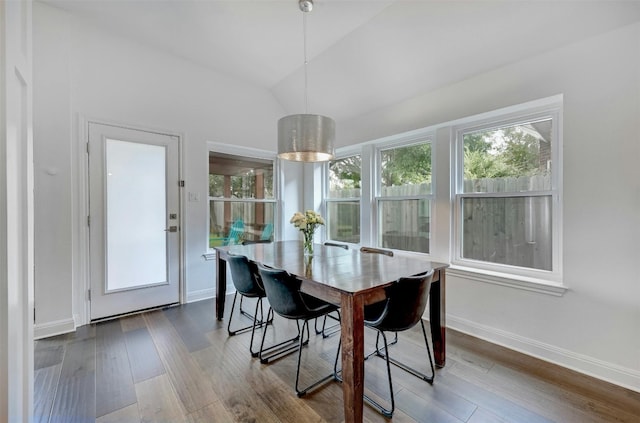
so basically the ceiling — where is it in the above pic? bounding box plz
[40,0,640,122]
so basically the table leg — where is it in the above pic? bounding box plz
[429,269,446,367]
[340,294,365,423]
[216,255,227,321]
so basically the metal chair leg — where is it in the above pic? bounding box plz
[333,331,394,416]
[294,319,335,397]
[248,297,265,357]
[375,321,434,383]
[361,330,395,417]
[314,311,340,337]
[258,309,308,364]
[346,323,435,418]
[228,293,268,337]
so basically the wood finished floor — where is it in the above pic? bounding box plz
[34,296,640,423]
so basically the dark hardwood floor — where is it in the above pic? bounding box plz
[34,296,640,422]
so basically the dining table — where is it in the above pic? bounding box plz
[214,240,449,423]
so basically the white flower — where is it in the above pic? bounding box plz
[290,210,325,235]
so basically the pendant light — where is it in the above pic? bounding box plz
[278,0,335,162]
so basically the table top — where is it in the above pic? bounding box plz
[217,240,448,296]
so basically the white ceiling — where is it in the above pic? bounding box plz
[40,0,640,121]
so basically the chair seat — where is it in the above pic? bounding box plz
[302,293,338,317]
[257,264,339,397]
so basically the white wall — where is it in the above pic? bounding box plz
[338,23,640,390]
[33,2,285,333]
[33,3,74,336]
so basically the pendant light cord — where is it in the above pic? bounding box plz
[303,11,309,114]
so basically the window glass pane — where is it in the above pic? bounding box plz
[380,143,431,196]
[106,140,167,291]
[329,155,361,198]
[462,196,552,270]
[327,201,360,243]
[209,152,274,199]
[209,201,275,247]
[463,118,552,193]
[378,199,430,253]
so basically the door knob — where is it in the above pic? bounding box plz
[165,226,178,232]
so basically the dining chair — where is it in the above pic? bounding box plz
[257,263,339,397]
[334,270,436,417]
[241,239,272,245]
[226,254,269,357]
[313,242,349,337]
[360,246,394,257]
[324,241,348,249]
[359,245,398,345]
[223,219,244,245]
[259,222,274,241]
[236,239,272,316]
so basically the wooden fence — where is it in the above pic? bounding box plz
[328,174,552,270]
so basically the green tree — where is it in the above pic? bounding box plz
[209,174,223,197]
[463,148,510,179]
[463,132,492,154]
[499,127,541,176]
[380,143,432,187]
[329,156,362,190]
[463,126,543,180]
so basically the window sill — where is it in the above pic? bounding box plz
[447,265,568,296]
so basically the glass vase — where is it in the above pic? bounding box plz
[303,231,314,256]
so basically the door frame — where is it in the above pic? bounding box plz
[1,0,34,419]
[76,116,185,326]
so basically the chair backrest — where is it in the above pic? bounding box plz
[260,223,273,241]
[242,239,272,245]
[257,264,311,320]
[360,246,393,257]
[324,242,348,250]
[224,219,244,246]
[365,270,435,332]
[227,254,264,297]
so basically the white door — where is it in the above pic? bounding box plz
[88,123,180,320]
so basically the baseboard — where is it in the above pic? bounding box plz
[186,288,215,303]
[34,317,76,340]
[447,315,640,393]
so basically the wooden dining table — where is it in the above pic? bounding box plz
[214,241,448,423]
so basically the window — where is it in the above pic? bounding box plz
[325,96,563,291]
[454,108,560,275]
[208,151,275,248]
[325,155,361,244]
[376,141,432,253]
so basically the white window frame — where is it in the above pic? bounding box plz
[206,142,279,252]
[324,148,363,246]
[451,99,563,286]
[373,134,435,254]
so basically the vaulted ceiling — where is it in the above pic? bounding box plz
[40,0,640,122]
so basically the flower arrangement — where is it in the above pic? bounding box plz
[290,210,325,256]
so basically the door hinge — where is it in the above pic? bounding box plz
[88,289,91,301]
[86,142,89,154]
[87,216,91,226]
[179,180,185,187]
[33,308,36,323]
